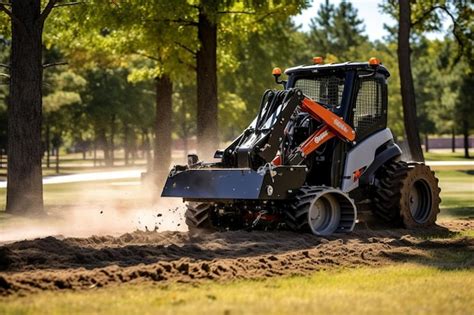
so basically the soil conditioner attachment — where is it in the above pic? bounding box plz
[162,57,441,236]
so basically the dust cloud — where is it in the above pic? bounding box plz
[0,178,187,244]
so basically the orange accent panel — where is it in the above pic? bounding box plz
[301,98,355,142]
[299,125,336,157]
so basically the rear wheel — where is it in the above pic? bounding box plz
[184,202,215,232]
[372,161,440,227]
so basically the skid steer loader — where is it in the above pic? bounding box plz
[162,57,441,235]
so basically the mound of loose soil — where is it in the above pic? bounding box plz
[0,220,472,296]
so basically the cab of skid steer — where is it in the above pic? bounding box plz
[282,61,391,187]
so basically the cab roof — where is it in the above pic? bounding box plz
[285,61,390,78]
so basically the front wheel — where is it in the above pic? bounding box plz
[372,161,441,227]
[184,202,215,232]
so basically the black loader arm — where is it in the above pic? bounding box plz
[220,88,304,169]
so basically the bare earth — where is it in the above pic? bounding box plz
[0,220,473,296]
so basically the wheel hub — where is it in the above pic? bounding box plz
[409,179,432,224]
[307,193,341,235]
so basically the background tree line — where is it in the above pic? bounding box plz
[0,0,472,215]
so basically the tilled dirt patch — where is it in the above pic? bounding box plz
[0,220,473,296]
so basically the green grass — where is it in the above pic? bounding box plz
[436,170,474,219]
[0,264,472,315]
[425,150,473,161]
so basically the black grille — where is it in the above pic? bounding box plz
[353,78,386,140]
[295,76,345,108]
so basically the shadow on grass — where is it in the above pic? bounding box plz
[381,243,474,271]
[441,207,474,219]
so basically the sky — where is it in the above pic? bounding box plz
[293,0,449,41]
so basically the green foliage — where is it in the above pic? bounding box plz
[308,0,368,60]
[0,0,471,155]
[219,19,308,140]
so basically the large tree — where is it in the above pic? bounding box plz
[398,0,424,161]
[383,0,473,161]
[184,0,307,159]
[0,0,62,215]
[52,1,197,180]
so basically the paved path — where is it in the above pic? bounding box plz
[0,169,145,188]
[426,161,474,166]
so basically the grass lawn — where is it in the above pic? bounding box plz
[0,264,473,315]
[436,170,474,219]
[0,160,472,315]
[425,150,473,161]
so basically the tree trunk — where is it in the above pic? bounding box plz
[81,139,86,160]
[462,119,470,158]
[196,4,218,160]
[93,136,97,167]
[6,0,44,215]
[143,130,152,171]
[45,120,50,168]
[397,0,424,162]
[154,75,173,181]
[55,145,59,174]
[110,114,115,166]
[141,130,146,159]
[130,132,136,165]
[99,128,110,166]
[452,128,456,153]
[124,123,129,166]
[424,133,429,152]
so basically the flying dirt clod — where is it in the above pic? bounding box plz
[161,58,441,236]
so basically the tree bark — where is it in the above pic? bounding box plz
[55,145,59,174]
[99,128,110,166]
[6,0,44,215]
[452,127,456,153]
[397,0,424,162]
[130,131,136,165]
[154,75,173,181]
[143,130,152,170]
[124,123,129,166]
[424,133,429,152]
[110,114,115,167]
[93,136,97,167]
[462,119,470,158]
[196,4,219,160]
[45,120,50,168]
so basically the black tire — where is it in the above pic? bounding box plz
[184,202,215,232]
[285,186,319,232]
[372,161,441,227]
[285,186,356,235]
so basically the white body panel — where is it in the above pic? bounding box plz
[341,128,395,192]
